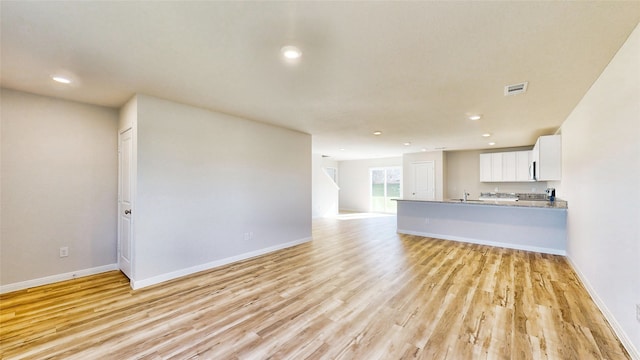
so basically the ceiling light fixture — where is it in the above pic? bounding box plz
[488,142,496,146]
[52,76,71,84]
[339,148,345,151]
[281,45,302,60]
[469,115,482,121]
[403,142,411,146]
[421,148,427,152]
[373,131,382,136]
[482,133,491,137]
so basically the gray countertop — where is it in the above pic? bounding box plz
[395,198,568,209]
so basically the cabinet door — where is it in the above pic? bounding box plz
[502,152,517,181]
[479,153,492,182]
[516,151,532,181]
[538,135,562,180]
[491,153,503,181]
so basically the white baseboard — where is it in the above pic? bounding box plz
[131,237,313,290]
[566,257,639,360]
[0,264,119,294]
[397,229,566,256]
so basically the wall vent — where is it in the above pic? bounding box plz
[504,82,528,96]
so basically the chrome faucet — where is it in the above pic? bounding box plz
[463,190,470,202]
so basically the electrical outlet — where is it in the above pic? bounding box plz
[59,247,69,258]
[243,232,254,241]
[636,304,640,322]
[425,218,430,224]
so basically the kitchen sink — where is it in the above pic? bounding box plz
[478,197,519,202]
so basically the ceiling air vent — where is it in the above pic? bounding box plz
[504,82,528,96]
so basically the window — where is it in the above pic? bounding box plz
[370,167,402,213]
[324,167,337,185]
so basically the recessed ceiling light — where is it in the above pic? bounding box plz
[373,131,382,136]
[482,133,491,137]
[52,76,71,84]
[488,142,496,146]
[469,115,482,121]
[421,148,427,152]
[281,45,302,60]
[403,142,411,146]
[339,148,345,151]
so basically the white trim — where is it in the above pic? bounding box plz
[0,264,119,294]
[397,229,566,256]
[566,257,639,360]
[131,237,312,290]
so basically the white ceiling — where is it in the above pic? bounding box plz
[2,1,639,160]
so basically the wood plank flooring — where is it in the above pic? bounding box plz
[0,214,630,359]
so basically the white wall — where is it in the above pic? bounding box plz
[446,148,548,200]
[1,89,119,289]
[132,95,312,285]
[119,95,137,131]
[312,154,339,218]
[556,24,640,356]
[403,151,446,201]
[338,157,402,212]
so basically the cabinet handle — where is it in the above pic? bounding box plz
[124,209,131,215]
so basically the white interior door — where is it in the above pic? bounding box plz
[118,128,133,279]
[411,161,435,200]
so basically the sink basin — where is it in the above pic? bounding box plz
[449,199,485,203]
[478,197,519,202]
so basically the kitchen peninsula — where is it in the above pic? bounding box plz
[396,198,567,255]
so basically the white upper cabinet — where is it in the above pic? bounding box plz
[479,153,493,182]
[491,153,503,181]
[516,150,532,181]
[502,152,517,181]
[479,150,533,182]
[533,135,562,181]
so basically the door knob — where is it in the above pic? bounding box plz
[124,209,131,215]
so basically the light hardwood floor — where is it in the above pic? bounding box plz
[0,214,630,359]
